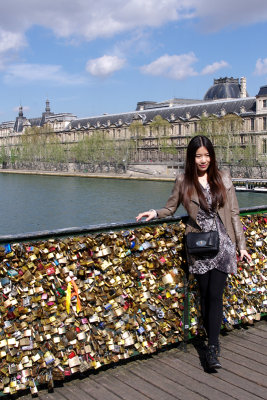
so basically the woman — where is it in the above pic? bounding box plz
[136,135,251,370]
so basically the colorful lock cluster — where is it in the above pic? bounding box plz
[0,213,266,395]
[0,222,186,395]
[189,213,267,335]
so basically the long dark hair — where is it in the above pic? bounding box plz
[182,135,226,211]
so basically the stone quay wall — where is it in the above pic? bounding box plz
[1,161,267,179]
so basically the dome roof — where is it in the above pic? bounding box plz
[257,85,267,96]
[204,77,248,100]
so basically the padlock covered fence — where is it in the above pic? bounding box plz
[0,206,266,396]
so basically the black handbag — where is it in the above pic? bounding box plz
[185,230,219,256]
[185,210,219,257]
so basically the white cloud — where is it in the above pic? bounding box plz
[0,1,267,58]
[254,58,267,75]
[86,55,126,78]
[0,28,26,69]
[0,0,266,55]
[201,61,229,75]
[0,1,194,44]
[141,53,198,80]
[141,53,230,80]
[4,64,85,85]
[0,28,25,53]
[194,0,267,32]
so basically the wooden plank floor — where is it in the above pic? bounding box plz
[20,319,267,400]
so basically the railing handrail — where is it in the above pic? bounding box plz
[232,178,267,182]
[0,205,266,244]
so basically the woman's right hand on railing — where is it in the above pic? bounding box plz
[136,209,157,222]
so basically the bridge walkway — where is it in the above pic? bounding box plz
[20,319,267,400]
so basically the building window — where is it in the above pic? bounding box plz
[263,117,267,130]
[178,124,182,135]
[250,118,254,131]
[263,100,267,108]
[263,139,267,154]
[194,122,198,133]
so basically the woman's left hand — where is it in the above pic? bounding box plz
[239,250,252,263]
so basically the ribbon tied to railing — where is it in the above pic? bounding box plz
[66,279,82,314]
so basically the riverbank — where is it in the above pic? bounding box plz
[0,168,175,182]
[1,169,267,190]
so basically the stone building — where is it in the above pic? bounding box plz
[0,77,267,168]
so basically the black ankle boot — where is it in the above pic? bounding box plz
[206,345,222,369]
[214,342,221,357]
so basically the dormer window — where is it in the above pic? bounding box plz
[263,100,267,108]
[97,121,100,127]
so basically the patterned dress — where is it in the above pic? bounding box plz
[188,183,237,275]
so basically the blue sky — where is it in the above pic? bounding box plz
[1,0,267,122]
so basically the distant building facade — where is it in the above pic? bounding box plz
[0,77,267,165]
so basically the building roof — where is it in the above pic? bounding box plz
[257,85,267,96]
[29,118,42,127]
[204,77,249,100]
[136,98,203,110]
[0,78,260,134]
[69,97,256,130]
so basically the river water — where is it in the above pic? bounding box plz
[0,173,266,235]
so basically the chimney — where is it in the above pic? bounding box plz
[240,77,246,98]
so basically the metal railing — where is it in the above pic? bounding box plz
[0,205,266,244]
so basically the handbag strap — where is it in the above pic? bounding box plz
[210,204,218,230]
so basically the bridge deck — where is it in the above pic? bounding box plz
[19,319,267,400]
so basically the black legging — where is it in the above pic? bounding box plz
[195,268,227,346]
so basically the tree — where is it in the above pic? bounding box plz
[17,126,67,163]
[0,145,8,167]
[129,119,145,162]
[110,139,132,172]
[72,130,128,171]
[150,115,171,160]
[129,119,145,138]
[197,113,267,178]
[198,114,247,167]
